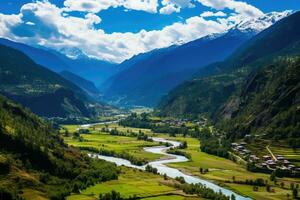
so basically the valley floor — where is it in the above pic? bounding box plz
[62,123,300,200]
[67,167,201,200]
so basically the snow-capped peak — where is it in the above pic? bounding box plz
[235,10,293,33]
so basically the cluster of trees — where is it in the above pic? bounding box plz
[145,165,158,174]
[119,113,195,138]
[137,131,153,142]
[179,183,232,200]
[101,126,153,143]
[175,176,186,184]
[119,113,152,129]
[231,177,266,187]
[166,148,191,159]
[178,141,187,149]
[99,190,123,200]
[199,168,209,174]
[200,136,230,159]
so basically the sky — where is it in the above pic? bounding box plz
[0,0,299,63]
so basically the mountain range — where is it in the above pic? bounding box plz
[0,38,118,87]
[101,11,290,108]
[158,11,300,142]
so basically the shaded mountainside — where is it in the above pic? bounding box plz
[158,11,300,143]
[53,52,118,87]
[0,38,118,86]
[60,70,101,99]
[0,38,69,72]
[0,44,104,118]
[0,95,118,199]
[217,57,300,143]
[103,30,254,107]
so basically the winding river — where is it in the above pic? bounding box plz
[90,137,251,200]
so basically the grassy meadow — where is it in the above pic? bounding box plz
[62,124,163,162]
[67,167,200,200]
[62,123,300,200]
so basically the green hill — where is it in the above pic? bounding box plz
[0,44,103,118]
[0,95,118,199]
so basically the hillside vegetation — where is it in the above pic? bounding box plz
[0,95,118,199]
[0,44,106,118]
[158,11,300,145]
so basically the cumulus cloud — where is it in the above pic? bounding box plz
[200,11,227,17]
[0,0,269,63]
[197,0,264,18]
[160,0,194,14]
[64,0,158,13]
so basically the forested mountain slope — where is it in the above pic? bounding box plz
[158,11,300,143]
[216,57,300,144]
[159,11,300,117]
[103,29,254,107]
[0,95,118,199]
[0,44,104,118]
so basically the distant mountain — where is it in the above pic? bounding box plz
[103,29,252,108]
[158,11,300,143]
[0,44,106,118]
[60,70,101,99]
[0,38,69,72]
[52,52,118,86]
[102,12,289,108]
[0,38,118,86]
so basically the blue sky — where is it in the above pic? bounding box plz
[1,0,299,33]
[0,0,299,62]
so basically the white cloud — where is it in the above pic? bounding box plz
[159,4,180,14]
[197,0,264,18]
[63,0,158,13]
[160,0,194,14]
[200,11,227,17]
[0,0,272,63]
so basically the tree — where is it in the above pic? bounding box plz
[99,190,122,200]
[253,186,258,191]
[293,188,298,199]
[179,141,188,149]
[163,173,168,180]
[291,183,295,190]
[200,168,203,174]
[231,194,236,200]
[266,185,271,192]
[270,171,276,182]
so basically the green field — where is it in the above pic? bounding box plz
[63,124,300,200]
[63,132,162,162]
[157,135,300,200]
[67,167,200,200]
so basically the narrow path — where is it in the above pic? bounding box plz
[266,145,277,161]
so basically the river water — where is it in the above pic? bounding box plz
[90,137,251,200]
